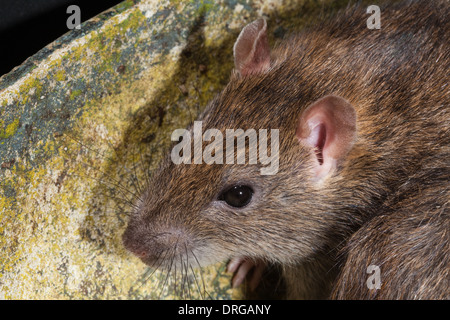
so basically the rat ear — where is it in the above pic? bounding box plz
[233,18,271,76]
[296,95,357,181]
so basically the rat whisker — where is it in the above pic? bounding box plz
[191,250,211,299]
[100,134,145,195]
[158,240,178,299]
[183,244,196,299]
[183,254,193,299]
[63,132,115,161]
[173,253,179,298]
[177,257,185,299]
[130,249,167,297]
[177,253,189,299]
[137,139,153,194]
[65,156,141,203]
[63,132,139,181]
[186,244,205,299]
[96,191,140,211]
[175,236,189,299]
[178,257,186,299]
[66,171,140,211]
[189,263,204,300]
[181,244,190,299]
[62,133,147,202]
[97,204,131,218]
[129,141,145,195]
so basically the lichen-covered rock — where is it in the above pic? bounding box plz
[0,0,366,299]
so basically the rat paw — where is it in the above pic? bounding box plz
[227,257,265,291]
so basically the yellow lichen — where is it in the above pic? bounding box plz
[0,118,20,140]
[54,69,66,82]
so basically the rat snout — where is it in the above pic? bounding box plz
[122,223,192,268]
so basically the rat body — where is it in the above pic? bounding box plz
[123,0,449,299]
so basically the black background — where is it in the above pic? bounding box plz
[0,299,440,317]
[0,0,124,77]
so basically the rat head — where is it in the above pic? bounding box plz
[122,19,357,269]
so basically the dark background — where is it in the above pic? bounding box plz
[0,0,124,77]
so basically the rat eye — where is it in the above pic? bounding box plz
[218,185,253,208]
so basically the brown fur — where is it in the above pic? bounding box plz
[123,0,449,299]
[332,163,449,299]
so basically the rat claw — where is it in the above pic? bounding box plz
[227,256,244,274]
[232,259,255,288]
[227,257,265,291]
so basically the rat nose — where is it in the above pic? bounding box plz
[122,225,190,265]
[122,226,151,259]
[127,245,148,259]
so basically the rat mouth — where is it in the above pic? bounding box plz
[123,223,198,265]
[138,246,207,275]
[134,246,217,299]
[135,235,201,271]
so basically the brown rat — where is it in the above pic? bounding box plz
[122,0,449,299]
